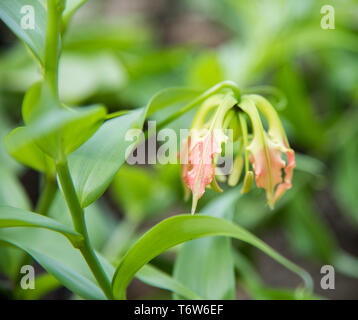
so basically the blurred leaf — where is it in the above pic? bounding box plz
[173,189,240,299]
[5,104,106,160]
[0,108,20,172]
[112,215,312,299]
[118,48,192,106]
[284,191,337,263]
[332,251,358,280]
[0,245,23,280]
[64,20,152,52]
[59,52,127,104]
[0,166,30,280]
[334,137,358,225]
[276,64,323,149]
[110,165,177,222]
[0,227,109,300]
[188,52,224,89]
[233,252,319,300]
[62,0,87,27]
[0,0,46,62]
[295,153,325,176]
[16,272,61,300]
[136,264,203,300]
[4,127,55,174]
[0,168,30,210]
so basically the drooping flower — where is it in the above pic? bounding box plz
[241,95,296,208]
[179,82,295,213]
[180,94,236,213]
[181,129,227,213]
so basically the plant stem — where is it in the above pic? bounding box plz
[157,80,241,131]
[44,0,61,98]
[55,161,113,299]
[43,0,113,299]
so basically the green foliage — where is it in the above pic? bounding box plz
[0,227,109,299]
[0,0,46,63]
[173,190,239,300]
[112,215,312,299]
[0,0,357,301]
[69,108,146,208]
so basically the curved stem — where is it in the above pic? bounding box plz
[56,161,113,299]
[157,81,241,131]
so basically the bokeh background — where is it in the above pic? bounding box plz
[0,0,358,299]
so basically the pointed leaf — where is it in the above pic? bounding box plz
[112,215,312,299]
[0,227,108,299]
[69,108,147,208]
[4,127,55,174]
[0,205,82,244]
[5,104,106,160]
[173,190,239,299]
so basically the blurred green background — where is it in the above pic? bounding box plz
[0,0,358,299]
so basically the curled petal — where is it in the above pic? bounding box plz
[274,149,295,202]
[250,141,295,208]
[250,140,285,208]
[181,130,226,213]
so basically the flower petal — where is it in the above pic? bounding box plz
[274,149,295,202]
[250,138,285,207]
[182,130,226,213]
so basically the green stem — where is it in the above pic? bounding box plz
[157,80,241,131]
[55,161,113,299]
[44,0,61,98]
[238,113,250,172]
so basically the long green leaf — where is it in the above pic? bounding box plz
[173,190,239,299]
[0,210,204,300]
[112,215,313,299]
[0,226,112,300]
[0,0,46,62]
[0,206,82,244]
[69,108,146,208]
